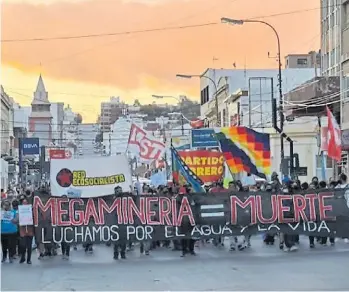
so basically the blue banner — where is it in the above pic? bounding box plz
[21,138,40,155]
[150,170,167,187]
[171,145,203,192]
[191,129,218,148]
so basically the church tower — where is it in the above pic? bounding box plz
[28,75,53,146]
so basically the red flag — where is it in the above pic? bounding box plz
[326,106,342,162]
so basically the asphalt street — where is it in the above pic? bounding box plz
[2,236,349,291]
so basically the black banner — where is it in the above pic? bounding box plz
[33,189,349,244]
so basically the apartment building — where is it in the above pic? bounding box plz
[100,96,126,132]
[199,68,317,128]
[285,51,321,69]
[0,86,14,156]
[320,0,349,173]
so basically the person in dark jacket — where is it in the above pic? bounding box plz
[263,184,275,245]
[61,212,71,260]
[178,188,196,257]
[113,186,126,259]
[12,200,20,258]
[282,186,298,252]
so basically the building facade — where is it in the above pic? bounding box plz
[321,0,341,76]
[320,0,349,174]
[0,158,9,191]
[76,123,99,158]
[63,104,77,124]
[28,75,53,146]
[264,117,330,182]
[51,102,64,145]
[100,96,127,132]
[340,0,349,131]
[200,68,318,127]
[1,86,14,156]
[320,1,349,129]
[285,51,321,69]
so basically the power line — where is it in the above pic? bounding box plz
[1,4,339,44]
[5,88,112,100]
[4,86,276,101]
[40,0,240,65]
[247,4,337,21]
[1,22,218,43]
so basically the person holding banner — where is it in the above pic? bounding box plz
[1,200,18,263]
[18,198,34,264]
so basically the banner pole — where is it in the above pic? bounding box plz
[170,138,174,184]
[125,123,133,154]
[213,127,235,182]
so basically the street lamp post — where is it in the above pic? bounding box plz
[221,17,289,177]
[176,74,220,127]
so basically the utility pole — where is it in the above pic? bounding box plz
[221,18,290,177]
[181,114,184,136]
[277,43,285,177]
[109,133,111,156]
[271,78,294,178]
[18,138,23,186]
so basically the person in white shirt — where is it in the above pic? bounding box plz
[336,173,349,189]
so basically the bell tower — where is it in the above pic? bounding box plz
[28,75,53,145]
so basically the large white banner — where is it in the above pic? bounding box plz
[127,124,165,164]
[50,155,132,198]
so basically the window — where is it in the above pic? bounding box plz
[321,0,328,20]
[330,0,334,13]
[200,86,209,105]
[222,109,229,127]
[217,112,222,126]
[330,14,334,28]
[316,155,333,168]
[330,49,335,67]
[344,3,349,28]
[343,76,349,101]
[297,58,308,65]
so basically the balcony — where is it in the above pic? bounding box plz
[285,76,340,117]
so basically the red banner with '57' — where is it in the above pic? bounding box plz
[127,124,165,164]
[173,150,224,183]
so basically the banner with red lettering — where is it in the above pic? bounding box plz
[173,150,224,183]
[33,189,349,244]
[127,124,165,164]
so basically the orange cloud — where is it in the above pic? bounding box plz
[1,0,320,103]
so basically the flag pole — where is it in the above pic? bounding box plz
[125,123,133,155]
[213,127,235,183]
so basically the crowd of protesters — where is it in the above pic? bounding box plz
[1,172,348,264]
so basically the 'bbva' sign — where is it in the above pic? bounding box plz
[21,138,40,155]
[24,144,38,148]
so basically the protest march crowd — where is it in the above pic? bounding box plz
[1,172,349,265]
[1,117,348,266]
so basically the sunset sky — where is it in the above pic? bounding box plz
[1,0,320,122]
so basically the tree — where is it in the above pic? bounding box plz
[134,99,141,106]
[74,113,83,124]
